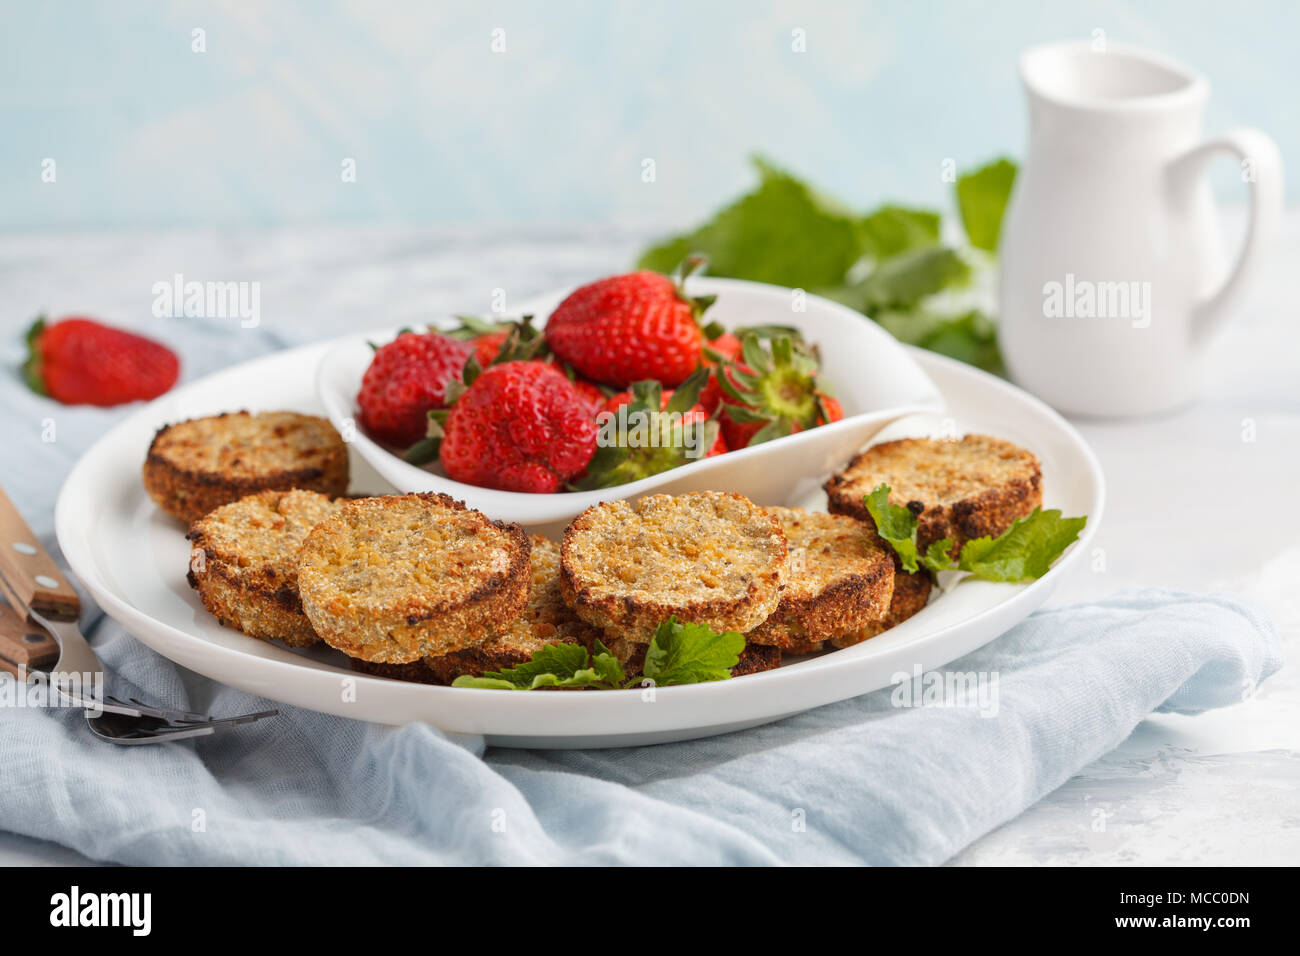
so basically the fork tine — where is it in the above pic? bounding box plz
[171,708,279,728]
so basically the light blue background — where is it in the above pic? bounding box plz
[1,0,1294,231]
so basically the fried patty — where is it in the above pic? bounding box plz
[145,410,349,524]
[422,536,599,683]
[186,489,344,646]
[745,507,894,649]
[830,567,933,648]
[824,434,1041,557]
[297,493,530,663]
[560,491,789,644]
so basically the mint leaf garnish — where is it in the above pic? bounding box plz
[862,484,921,573]
[953,509,1088,582]
[641,617,745,686]
[452,641,625,690]
[866,484,1086,583]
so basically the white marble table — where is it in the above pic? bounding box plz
[1,217,1295,866]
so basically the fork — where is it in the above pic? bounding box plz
[0,484,277,743]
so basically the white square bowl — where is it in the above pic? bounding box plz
[315,277,944,529]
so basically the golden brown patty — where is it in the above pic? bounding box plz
[745,507,894,649]
[831,567,933,648]
[422,536,600,684]
[600,633,782,680]
[186,489,345,646]
[824,434,1041,557]
[561,491,789,643]
[144,411,349,524]
[350,658,441,684]
[297,493,530,663]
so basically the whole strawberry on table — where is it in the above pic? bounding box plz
[24,316,179,406]
[354,259,843,494]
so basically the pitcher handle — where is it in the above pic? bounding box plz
[1166,128,1283,345]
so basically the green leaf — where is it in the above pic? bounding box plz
[22,315,48,396]
[920,538,956,574]
[641,617,745,686]
[451,642,619,691]
[589,640,628,686]
[859,204,941,261]
[873,308,1004,375]
[862,484,921,573]
[866,481,1087,584]
[664,367,708,415]
[855,247,971,311]
[402,437,441,465]
[956,158,1017,252]
[637,156,864,288]
[956,509,1087,582]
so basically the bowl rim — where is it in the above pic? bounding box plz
[316,276,945,519]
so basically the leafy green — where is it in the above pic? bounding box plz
[640,617,745,685]
[862,484,922,573]
[633,154,1019,375]
[956,157,1017,252]
[452,641,627,690]
[865,484,1087,583]
[873,308,1003,374]
[450,620,744,690]
[853,247,971,311]
[941,509,1088,582]
[858,205,941,261]
[638,157,864,288]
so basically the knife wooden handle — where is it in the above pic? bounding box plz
[0,602,58,675]
[0,484,81,620]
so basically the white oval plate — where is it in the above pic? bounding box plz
[56,341,1103,749]
[317,277,945,531]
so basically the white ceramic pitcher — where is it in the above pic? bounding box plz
[999,42,1283,417]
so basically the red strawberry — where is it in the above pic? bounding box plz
[702,331,742,366]
[357,331,473,447]
[544,260,720,388]
[472,328,510,367]
[578,370,723,489]
[439,361,597,493]
[24,316,179,407]
[711,334,841,449]
[566,377,607,418]
[600,386,726,458]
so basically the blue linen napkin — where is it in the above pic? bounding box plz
[0,587,1281,866]
[0,324,1283,865]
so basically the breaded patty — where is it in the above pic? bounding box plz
[745,507,894,649]
[599,633,783,680]
[824,434,1041,556]
[186,489,345,646]
[422,536,599,684]
[560,491,789,644]
[145,411,349,523]
[350,658,441,684]
[297,493,530,663]
[830,567,933,648]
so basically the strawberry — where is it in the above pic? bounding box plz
[471,328,510,367]
[578,369,724,489]
[711,334,842,449]
[701,331,742,366]
[566,376,608,418]
[599,386,726,457]
[356,331,473,448]
[544,259,721,388]
[438,360,597,494]
[24,316,179,407]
